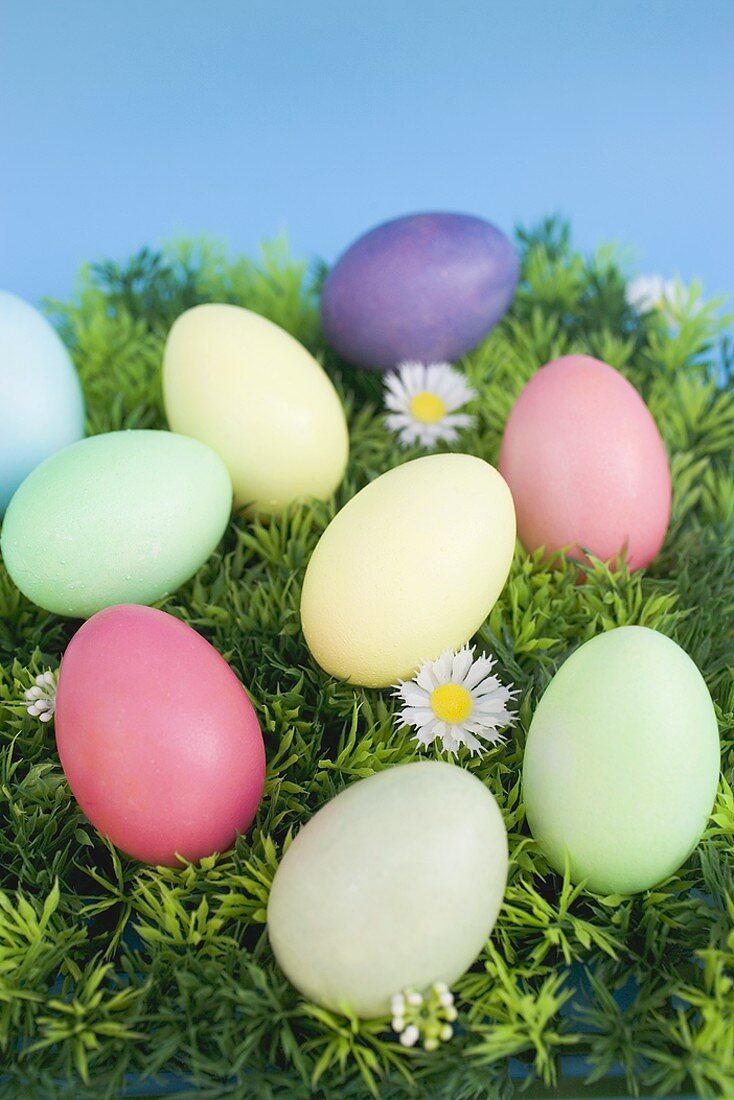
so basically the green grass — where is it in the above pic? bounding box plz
[1,219,733,1098]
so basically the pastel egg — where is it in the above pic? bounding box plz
[499,354,671,570]
[0,291,84,513]
[163,304,349,515]
[300,453,516,687]
[1,430,232,618]
[321,212,519,370]
[522,626,719,895]
[267,761,508,1017]
[55,605,265,865]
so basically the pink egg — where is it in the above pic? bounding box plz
[499,355,671,570]
[55,604,266,866]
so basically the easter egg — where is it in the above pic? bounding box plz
[162,304,349,515]
[499,354,671,570]
[0,291,84,513]
[522,626,719,895]
[300,453,516,687]
[267,761,508,1017]
[55,605,265,865]
[1,430,232,618]
[321,212,519,370]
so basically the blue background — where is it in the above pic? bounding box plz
[1,0,733,306]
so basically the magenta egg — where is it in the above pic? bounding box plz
[499,355,671,570]
[55,604,266,866]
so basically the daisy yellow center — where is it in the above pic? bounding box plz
[430,683,473,724]
[409,391,446,424]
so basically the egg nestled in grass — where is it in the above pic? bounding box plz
[522,626,719,895]
[321,212,519,370]
[0,290,84,513]
[163,304,348,516]
[499,354,671,570]
[300,453,516,687]
[55,604,266,866]
[267,761,508,1017]
[1,430,232,618]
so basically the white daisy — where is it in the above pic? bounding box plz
[626,274,669,313]
[384,361,476,449]
[394,645,515,756]
[626,274,699,317]
[24,669,58,723]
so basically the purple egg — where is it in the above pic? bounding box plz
[321,212,519,371]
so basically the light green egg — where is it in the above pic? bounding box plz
[267,761,508,1018]
[1,430,232,618]
[522,626,720,895]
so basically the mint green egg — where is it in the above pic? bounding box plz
[1,431,232,618]
[522,626,719,895]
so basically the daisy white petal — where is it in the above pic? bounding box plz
[397,706,436,731]
[396,682,432,708]
[449,646,475,684]
[415,662,440,692]
[441,729,462,753]
[461,652,497,689]
[442,412,474,429]
[431,650,455,684]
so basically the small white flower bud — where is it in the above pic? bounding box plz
[445,1005,458,1022]
[392,1016,405,1033]
[424,1036,439,1052]
[400,1025,419,1048]
[390,994,405,1014]
[407,991,423,1007]
[439,990,454,1007]
[440,1024,453,1042]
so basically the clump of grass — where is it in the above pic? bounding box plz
[0,220,732,1098]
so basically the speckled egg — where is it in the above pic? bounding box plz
[55,605,265,865]
[499,354,671,570]
[522,626,720,895]
[321,212,519,370]
[0,290,84,513]
[300,453,516,687]
[267,761,508,1017]
[163,303,349,515]
[1,430,232,617]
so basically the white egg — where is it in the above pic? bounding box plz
[267,761,508,1017]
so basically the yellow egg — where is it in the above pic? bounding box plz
[163,304,349,515]
[301,453,516,687]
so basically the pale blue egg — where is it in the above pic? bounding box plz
[0,291,85,513]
